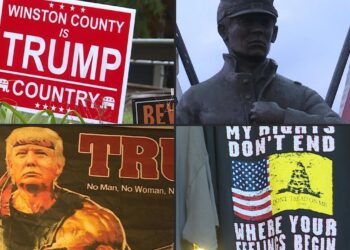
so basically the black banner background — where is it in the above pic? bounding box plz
[204,125,350,249]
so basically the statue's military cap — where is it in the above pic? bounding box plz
[217,0,278,23]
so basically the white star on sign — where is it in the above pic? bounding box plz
[70,6,75,11]
[43,104,48,109]
[59,107,64,112]
[66,108,71,113]
[60,4,64,10]
[51,105,56,111]
[35,103,40,109]
[49,2,54,8]
[81,7,86,13]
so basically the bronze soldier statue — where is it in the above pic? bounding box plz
[176,0,343,125]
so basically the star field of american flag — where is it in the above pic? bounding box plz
[231,158,272,221]
[232,159,269,191]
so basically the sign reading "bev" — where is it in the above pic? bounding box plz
[132,96,174,125]
[0,0,135,123]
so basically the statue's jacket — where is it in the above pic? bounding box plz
[176,54,342,125]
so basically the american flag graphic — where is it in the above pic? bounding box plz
[231,158,272,221]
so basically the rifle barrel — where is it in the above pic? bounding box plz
[325,27,350,107]
[175,24,199,86]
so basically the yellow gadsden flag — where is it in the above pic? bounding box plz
[269,152,333,216]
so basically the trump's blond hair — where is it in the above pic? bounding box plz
[5,127,65,169]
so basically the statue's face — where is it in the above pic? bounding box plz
[227,13,276,59]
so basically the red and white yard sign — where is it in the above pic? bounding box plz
[0,0,135,123]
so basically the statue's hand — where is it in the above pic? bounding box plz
[249,101,285,124]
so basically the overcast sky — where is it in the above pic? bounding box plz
[177,0,350,114]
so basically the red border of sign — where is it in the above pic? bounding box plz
[0,0,135,123]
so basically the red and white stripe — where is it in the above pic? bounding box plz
[232,186,272,221]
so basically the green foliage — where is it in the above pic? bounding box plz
[122,105,133,124]
[0,102,86,124]
[86,0,167,37]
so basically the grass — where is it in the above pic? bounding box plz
[0,101,136,124]
[0,102,86,124]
